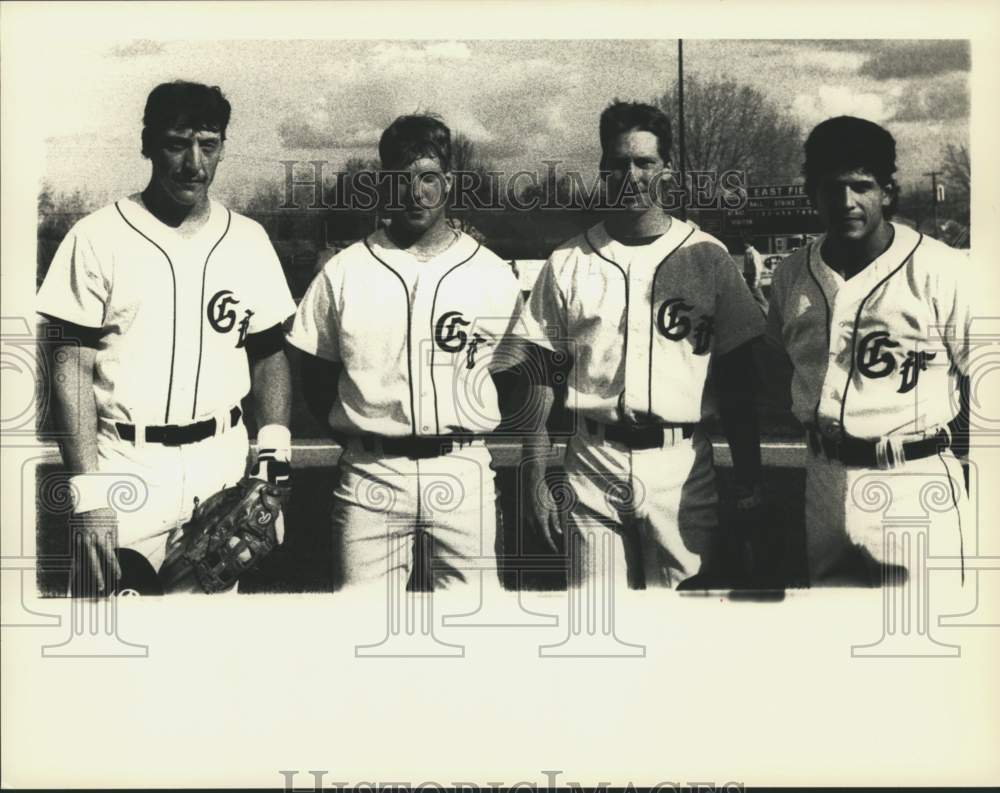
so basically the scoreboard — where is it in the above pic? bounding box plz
[724,182,824,235]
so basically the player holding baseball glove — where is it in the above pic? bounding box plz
[38,81,296,596]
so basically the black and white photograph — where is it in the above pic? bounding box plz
[3,1,999,789]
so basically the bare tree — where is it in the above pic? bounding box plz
[449,131,502,208]
[244,179,286,213]
[336,155,380,208]
[657,76,803,184]
[941,143,970,226]
[450,132,480,173]
[37,185,98,281]
[342,155,380,174]
[942,143,970,193]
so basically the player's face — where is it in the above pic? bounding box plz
[390,156,452,234]
[814,168,892,244]
[147,125,224,208]
[603,129,669,212]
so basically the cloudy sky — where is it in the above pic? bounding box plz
[39,38,970,207]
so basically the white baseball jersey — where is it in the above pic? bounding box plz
[286,228,524,437]
[765,222,973,440]
[36,195,296,425]
[512,218,766,423]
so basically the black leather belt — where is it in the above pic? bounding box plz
[116,406,242,446]
[584,418,696,450]
[807,428,950,468]
[359,434,479,459]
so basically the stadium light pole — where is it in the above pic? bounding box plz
[677,39,687,220]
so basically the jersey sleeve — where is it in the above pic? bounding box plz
[933,249,977,376]
[505,256,566,354]
[484,263,531,373]
[712,249,766,355]
[286,266,340,362]
[36,222,109,328]
[245,224,297,333]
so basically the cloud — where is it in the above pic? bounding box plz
[108,40,165,58]
[278,120,381,150]
[423,41,471,60]
[366,40,472,68]
[275,45,576,159]
[790,47,867,74]
[277,97,383,149]
[857,40,970,80]
[806,40,896,54]
[784,40,969,80]
[792,85,890,126]
[889,76,969,122]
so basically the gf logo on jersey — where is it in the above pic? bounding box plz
[656,298,714,355]
[435,311,486,369]
[856,330,937,394]
[208,289,254,348]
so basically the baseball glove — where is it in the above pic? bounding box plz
[160,477,288,594]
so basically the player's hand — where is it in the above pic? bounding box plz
[527,498,564,553]
[525,469,565,553]
[273,511,286,546]
[71,507,121,595]
[250,453,290,546]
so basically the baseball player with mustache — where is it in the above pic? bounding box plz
[287,113,524,591]
[37,81,296,595]
[766,116,972,586]
[514,100,766,589]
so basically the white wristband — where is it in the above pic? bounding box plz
[257,424,291,461]
[69,473,109,514]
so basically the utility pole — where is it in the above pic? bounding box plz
[677,39,687,220]
[925,170,941,237]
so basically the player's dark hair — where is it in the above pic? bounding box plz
[379,114,452,172]
[599,100,673,167]
[803,115,899,218]
[141,81,232,157]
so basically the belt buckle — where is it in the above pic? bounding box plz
[662,425,682,447]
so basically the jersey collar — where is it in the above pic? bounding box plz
[117,193,227,250]
[365,226,480,277]
[809,221,922,303]
[587,217,695,270]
